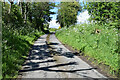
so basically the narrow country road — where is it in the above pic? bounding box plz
[19,34,107,79]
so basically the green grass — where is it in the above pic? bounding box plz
[56,23,119,76]
[49,28,58,32]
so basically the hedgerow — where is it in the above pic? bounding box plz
[2,21,44,78]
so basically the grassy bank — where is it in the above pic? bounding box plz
[56,23,119,77]
[49,28,58,33]
[2,23,44,78]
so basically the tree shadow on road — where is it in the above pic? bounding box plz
[19,38,97,77]
[20,61,97,73]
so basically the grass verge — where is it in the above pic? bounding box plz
[56,23,119,77]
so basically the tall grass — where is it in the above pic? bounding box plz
[56,23,119,76]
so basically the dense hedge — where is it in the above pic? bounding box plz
[2,22,44,78]
[56,23,119,76]
[85,2,120,28]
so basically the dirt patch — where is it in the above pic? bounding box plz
[55,35,118,78]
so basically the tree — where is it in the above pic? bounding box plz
[31,2,55,33]
[2,1,55,33]
[56,2,82,27]
[85,2,120,28]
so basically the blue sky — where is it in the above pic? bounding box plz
[49,1,90,28]
[50,3,59,20]
[49,2,60,28]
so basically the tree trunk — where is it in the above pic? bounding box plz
[24,3,26,23]
[8,0,13,13]
[19,2,22,14]
[60,22,64,28]
[17,0,20,5]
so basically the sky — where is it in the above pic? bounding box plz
[49,1,90,29]
[77,10,90,24]
[49,2,60,28]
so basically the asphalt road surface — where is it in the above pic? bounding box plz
[19,34,107,79]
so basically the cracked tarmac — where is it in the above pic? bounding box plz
[19,34,107,79]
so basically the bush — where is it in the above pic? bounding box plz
[2,22,44,78]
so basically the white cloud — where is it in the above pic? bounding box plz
[77,10,90,24]
[49,20,60,29]
[49,10,90,28]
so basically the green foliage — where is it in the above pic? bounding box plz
[56,23,119,76]
[49,28,58,32]
[2,2,55,33]
[2,21,44,78]
[57,2,82,27]
[31,2,55,32]
[85,2,120,28]
[10,4,23,27]
[2,2,46,79]
[2,3,23,28]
